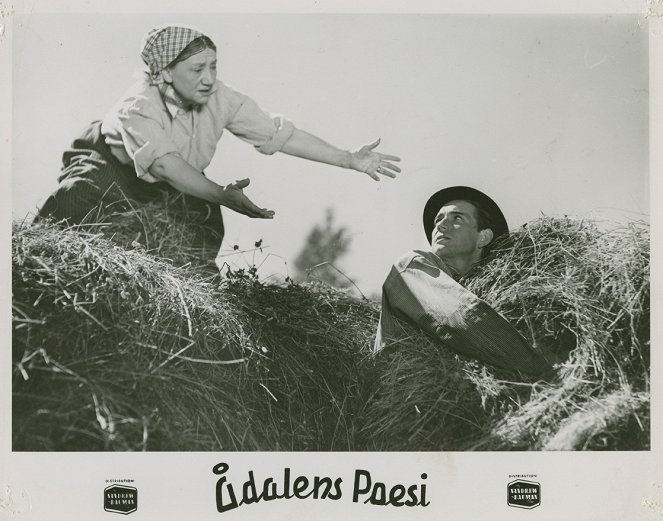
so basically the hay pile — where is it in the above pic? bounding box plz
[465,218,650,450]
[12,221,372,450]
[11,210,649,451]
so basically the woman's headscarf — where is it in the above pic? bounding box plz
[140,24,208,85]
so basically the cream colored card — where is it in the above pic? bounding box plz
[2,1,660,520]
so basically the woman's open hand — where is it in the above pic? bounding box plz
[221,179,275,219]
[349,138,401,181]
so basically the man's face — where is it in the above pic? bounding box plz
[431,200,485,262]
[163,48,218,106]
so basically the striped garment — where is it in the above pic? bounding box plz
[374,249,551,375]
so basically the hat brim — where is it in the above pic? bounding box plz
[423,186,508,244]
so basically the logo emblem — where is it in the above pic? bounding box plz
[507,480,541,509]
[104,485,138,515]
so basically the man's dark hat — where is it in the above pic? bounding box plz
[423,186,509,244]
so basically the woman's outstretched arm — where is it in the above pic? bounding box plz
[279,129,401,181]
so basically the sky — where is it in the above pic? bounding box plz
[11,11,649,295]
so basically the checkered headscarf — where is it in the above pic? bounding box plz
[140,25,207,85]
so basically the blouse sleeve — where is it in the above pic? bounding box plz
[116,101,183,182]
[225,94,295,155]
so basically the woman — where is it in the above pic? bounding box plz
[37,24,400,262]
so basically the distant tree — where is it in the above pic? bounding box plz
[293,208,353,289]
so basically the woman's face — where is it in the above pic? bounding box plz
[163,48,217,106]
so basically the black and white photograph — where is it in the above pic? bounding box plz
[2,1,661,519]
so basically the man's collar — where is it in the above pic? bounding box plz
[432,248,482,278]
[443,261,462,281]
[427,251,462,280]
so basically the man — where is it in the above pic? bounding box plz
[374,186,550,375]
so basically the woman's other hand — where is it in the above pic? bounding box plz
[221,178,275,219]
[349,138,401,181]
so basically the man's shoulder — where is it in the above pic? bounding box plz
[391,249,462,280]
[392,249,441,271]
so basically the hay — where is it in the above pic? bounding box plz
[12,213,649,451]
[464,217,650,450]
[542,388,649,450]
[12,221,373,450]
[13,222,252,450]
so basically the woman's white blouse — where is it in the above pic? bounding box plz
[101,75,295,182]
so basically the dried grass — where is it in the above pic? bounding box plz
[12,211,649,451]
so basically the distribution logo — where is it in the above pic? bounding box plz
[507,479,541,509]
[104,484,138,515]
